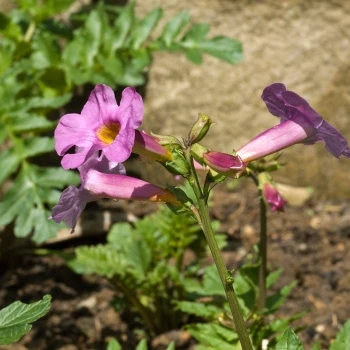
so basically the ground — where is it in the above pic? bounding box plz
[0,181,349,350]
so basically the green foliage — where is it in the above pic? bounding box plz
[106,338,175,350]
[67,205,220,334]
[182,258,303,349]
[0,1,242,242]
[0,295,51,345]
[329,319,350,350]
[276,328,304,350]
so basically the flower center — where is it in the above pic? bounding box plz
[96,123,121,144]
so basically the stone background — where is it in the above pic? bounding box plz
[135,0,350,198]
[1,0,350,197]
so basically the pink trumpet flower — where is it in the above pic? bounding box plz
[262,183,286,212]
[50,154,180,233]
[55,84,143,169]
[237,83,350,162]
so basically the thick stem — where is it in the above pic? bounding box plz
[258,191,267,311]
[186,151,253,350]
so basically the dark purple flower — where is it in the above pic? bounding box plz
[55,84,143,170]
[237,83,350,162]
[263,183,286,212]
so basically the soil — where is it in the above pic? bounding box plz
[0,181,349,350]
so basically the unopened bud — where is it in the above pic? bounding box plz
[189,114,213,144]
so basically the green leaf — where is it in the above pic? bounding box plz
[0,13,22,40]
[22,137,54,158]
[165,342,175,350]
[135,339,148,350]
[276,328,304,350]
[0,149,20,186]
[16,93,72,111]
[183,23,210,41]
[33,166,79,188]
[266,281,297,313]
[107,338,122,350]
[185,48,203,64]
[0,295,51,345]
[111,3,135,50]
[161,11,191,47]
[330,319,350,350]
[196,36,242,64]
[175,301,221,319]
[31,32,60,69]
[267,268,283,288]
[8,113,55,133]
[107,223,133,245]
[201,264,225,296]
[130,8,163,50]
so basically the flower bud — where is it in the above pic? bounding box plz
[203,151,246,178]
[189,114,213,144]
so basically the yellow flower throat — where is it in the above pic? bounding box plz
[96,123,121,144]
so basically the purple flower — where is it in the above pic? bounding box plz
[237,83,350,162]
[50,154,179,233]
[55,84,143,170]
[203,151,246,177]
[263,183,286,212]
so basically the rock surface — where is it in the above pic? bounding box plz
[135,0,350,197]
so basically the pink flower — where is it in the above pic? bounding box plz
[50,154,180,233]
[55,84,143,169]
[237,83,350,162]
[203,151,246,177]
[263,183,286,212]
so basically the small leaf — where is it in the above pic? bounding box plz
[201,265,225,296]
[107,338,122,350]
[165,342,175,350]
[175,301,221,319]
[0,13,22,40]
[276,328,304,350]
[197,36,242,64]
[136,339,148,350]
[161,11,191,47]
[130,8,163,50]
[183,23,210,41]
[0,149,20,186]
[185,48,203,64]
[0,295,51,345]
[8,113,55,133]
[22,137,54,158]
[330,319,350,350]
[267,268,283,288]
[266,281,297,313]
[111,3,135,50]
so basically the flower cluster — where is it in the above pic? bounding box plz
[51,85,178,232]
[51,82,350,230]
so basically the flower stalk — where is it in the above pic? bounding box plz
[185,150,253,350]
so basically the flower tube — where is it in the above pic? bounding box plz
[203,151,246,177]
[50,153,180,232]
[55,84,144,169]
[237,83,350,162]
[262,183,286,212]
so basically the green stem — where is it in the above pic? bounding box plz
[258,191,267,312]
[185,151,253,350]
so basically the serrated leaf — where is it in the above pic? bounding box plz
[33,166,79,188]
[111,3,134,51]
[106,338,122,350]
[276,328,304,350]
[107,223,133,245]
[0,295,51,345]
[175,301,220,319]
[32,208,62,243]
[330,319,350,350]
[22,137,54,158]
[197,36,242,64]
[135,339,148,350]
[8,113,55,133]
[161,11,191,47]
[0,149,20,186]
[130,8,163,50]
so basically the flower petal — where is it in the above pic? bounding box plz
[118,87,144,129]
[81,84,118,126]
[50,186,94,233]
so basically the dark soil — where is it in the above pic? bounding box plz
[0,182,349,350]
